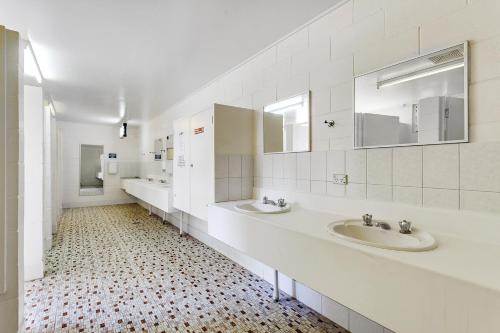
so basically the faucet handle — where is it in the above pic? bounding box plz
[277,198,286,208]
[362,213,373,226]
[398,220,412,234]
[262,196,268,204]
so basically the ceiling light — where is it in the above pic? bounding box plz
[264,95,304,112]
[377,60,464,89]
[24,43,43,84]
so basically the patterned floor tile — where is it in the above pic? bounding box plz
[24,204,350,333]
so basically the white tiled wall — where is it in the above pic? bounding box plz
[139,0,500,331]
[215,154,253,202]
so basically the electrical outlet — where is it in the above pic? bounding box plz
[332,174,348,185]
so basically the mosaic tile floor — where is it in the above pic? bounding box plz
[24,204,350,333]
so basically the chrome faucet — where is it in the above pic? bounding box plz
[398,220,412,234]
[262,196,277,206]
[362,214,373,226]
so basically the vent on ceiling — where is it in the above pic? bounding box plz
[428,48,464,65]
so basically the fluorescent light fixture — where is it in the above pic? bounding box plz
[264,95,304,112]
[377,60,464,89]
[24,43,43,84]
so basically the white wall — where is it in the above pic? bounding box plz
[23,85,44,281]
[138,0,500,331]
[141,0,500,215]
[0,26,20,332]
[60,121,139,208]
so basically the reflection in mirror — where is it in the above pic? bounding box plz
[354,42,468,148]
[165,135,174,160]
[79,144,104,196]
[263,91,310,153]
[154,138,163,161]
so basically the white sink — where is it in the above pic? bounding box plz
[327,219,437,252]
[234,202,291,214]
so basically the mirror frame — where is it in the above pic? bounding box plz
[353,41,469,149]
[263,90,311,154]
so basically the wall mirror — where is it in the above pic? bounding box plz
[354,42,468,148]
[263,91,310,153]
[154,138,163,160]
[165,135,174,160]
[79,144,104,196]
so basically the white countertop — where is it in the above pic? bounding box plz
[213,200,500,294]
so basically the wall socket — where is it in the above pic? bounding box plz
[332,174,348,185]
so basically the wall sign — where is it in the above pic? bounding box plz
[194,127,204,135]
[108,153,117,159]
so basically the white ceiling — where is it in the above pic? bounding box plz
[0,0,342,124]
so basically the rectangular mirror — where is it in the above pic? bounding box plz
[165,134,174,160]
[79,144,104,196]
[354,42,468,148]
[154,138,163,160]
[263,91,310,153]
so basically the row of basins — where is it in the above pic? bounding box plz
[234,201,437,252]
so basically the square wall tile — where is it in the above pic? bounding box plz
[228,178,242,201]
[242,178,253,199]
[263,154,273,178]
[215,154,228,178]
[346,150,367,183]
[393,146,422,187]
[215,178,228,202]
[393,186,422,206]
[423,188,459,210]
[228,155,242,178]
[284,153,297,180]
[272,154,284,179]
[327,182,346,197]
[349,311,384,333]
[346,183,366,200]
[242,155,254,178]
[460,190,500,214]
[460,142,500,192]
[311,180,327,195]
[311,151,327,181]
[367,184,392,202]
[367,148,392,185]
[423,144,459,189]
[254,154,263,178]
[297,152,311,180]
[296,282,322,313]
[327,150,345,181]
[296,179,311,192]
[321,297,349,329]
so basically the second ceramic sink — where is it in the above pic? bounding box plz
[327,219,437,252]
[234,202,291,214]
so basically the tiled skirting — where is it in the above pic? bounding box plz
[24,204,348,333]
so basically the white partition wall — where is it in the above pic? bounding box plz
[23,85,44,281]
[0,25,20,332]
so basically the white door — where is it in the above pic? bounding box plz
[173,117,191,212]
[189,109,214,220]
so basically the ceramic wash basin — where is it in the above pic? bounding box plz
[234,202,291,214]
[327,219,437,252]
